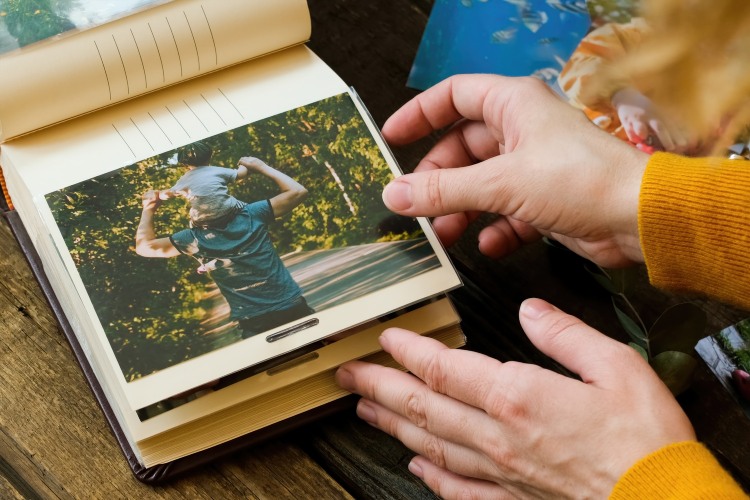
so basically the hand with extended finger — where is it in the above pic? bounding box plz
[381,75,650,268]
[335,298,695,499]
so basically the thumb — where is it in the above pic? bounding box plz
[518,298,646,388]
[382,160,512,217]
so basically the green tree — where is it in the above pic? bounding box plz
[0,0,77,47]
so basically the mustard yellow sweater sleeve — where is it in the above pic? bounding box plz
[610,442,748,499]
[619,152,750,498]
[638,152,750,310]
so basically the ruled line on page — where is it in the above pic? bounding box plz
[200,5,218,66]
[166,106,191,138]
[112,124,137,158]
[183,100,209,132]
[148,112,173,144]
[200,94,227,126]
[217,88,245,119]
[94,41,113,101]
[130,29,148,89]
[184,11,201,72]
[165,17,183,78]
[130,118,155,151]
[112,34,131,95]
[147,22,166,83]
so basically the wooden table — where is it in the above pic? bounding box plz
[2,1,749,498]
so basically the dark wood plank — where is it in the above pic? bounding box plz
[301,415,439,500]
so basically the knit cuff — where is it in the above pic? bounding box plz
[638,152,750,308]
[610,441,747,499]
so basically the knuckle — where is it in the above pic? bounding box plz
[426,169,447,213]
[615,341,649,368]
[423,434,448,469]
[452,486,484,500]
[484,442,519,479]
[420,349,452,394]
[357,370,380,400]
[484,362,527,421]
[547,314,581,337]
[405,391,428,428]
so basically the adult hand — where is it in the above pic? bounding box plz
[238,156,266,170]
[335,299,696,499]
[158,189,175,201]
[141,190,162,211]
[381,75,650,268]
[611,87,689,153]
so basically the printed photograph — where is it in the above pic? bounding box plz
[0,0,168,55]
[407,0,592,90]
[46,93,442,382]
[696,320,750,419]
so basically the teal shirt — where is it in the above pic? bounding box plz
[170,200,302,320]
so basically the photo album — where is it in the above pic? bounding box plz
[0,0,464,482]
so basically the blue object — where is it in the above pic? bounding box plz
[408,0,591,90]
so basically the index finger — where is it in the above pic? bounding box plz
[382,74,511,146]
[377,327,557,414]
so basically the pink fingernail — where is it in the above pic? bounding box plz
[408,459,424,479]
[379,330,394,352]
[335,367,355,392]
[383,180,413,211]
[357,399,377,424]
[520,298,555,319]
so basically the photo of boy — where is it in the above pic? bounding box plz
[159,141,249,230]
[139,143,315,340]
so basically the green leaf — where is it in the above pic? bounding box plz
[648,303,707,356]
[612,298,647,345]
[583,263,619,294]
[606,268,630,295]
[650,351,699,396]
[583,264,633,295]
[629,342,648,361]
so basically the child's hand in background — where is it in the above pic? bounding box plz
[612,87,688,153]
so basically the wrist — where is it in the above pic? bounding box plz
[611,142,649,264]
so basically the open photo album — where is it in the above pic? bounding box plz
[0,0,464,481]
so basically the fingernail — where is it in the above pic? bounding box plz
[379,329,393,352]
[383,180,413,211]
[335,367,355,391]
[408,459,424,479]
[520,298,555,320]
[357,399,377,424]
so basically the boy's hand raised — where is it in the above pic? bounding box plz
[381,75,650,269]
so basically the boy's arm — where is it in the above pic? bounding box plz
[238,157,307,217]
[135,191,181,258]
